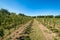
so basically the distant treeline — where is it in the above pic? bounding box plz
[32,15,60,18]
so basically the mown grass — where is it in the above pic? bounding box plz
[29,26,46,40]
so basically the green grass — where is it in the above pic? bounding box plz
[4,28,15,37]
[29,26,46,40]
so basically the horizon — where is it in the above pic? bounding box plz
[0,0,60,16]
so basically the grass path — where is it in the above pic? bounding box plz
[29,19,46,40]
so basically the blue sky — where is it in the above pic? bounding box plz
[0,0,60,16]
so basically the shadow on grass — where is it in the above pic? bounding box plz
[17,36,31,40]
